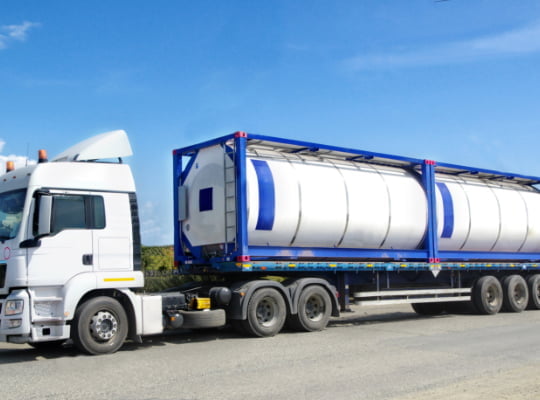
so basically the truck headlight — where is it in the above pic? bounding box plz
[5,299,24,316]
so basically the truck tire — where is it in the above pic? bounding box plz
[527,274,540,310]
[72,296,128,355]
[411,302,446,316]
[473,276,503,315]
[287,285,332,332]
[502,275,528,313]
[178,309,226,329]
[242,288,286,337]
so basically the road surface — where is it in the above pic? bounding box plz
[1,304,539,400]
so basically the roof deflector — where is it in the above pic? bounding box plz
[52,130,133,162]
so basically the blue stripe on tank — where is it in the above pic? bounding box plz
[436,182,454,238]
[251,159,275,230]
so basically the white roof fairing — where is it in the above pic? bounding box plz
[28,162,136,193]
[52,130,133,162]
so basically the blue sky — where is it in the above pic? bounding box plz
[1,1,540,245]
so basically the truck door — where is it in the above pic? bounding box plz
[26,192,103,286]
[91,192,134,271]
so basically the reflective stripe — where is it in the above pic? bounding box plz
[436,182,454,238]
[251,159,275,230]
[103,277,135,282]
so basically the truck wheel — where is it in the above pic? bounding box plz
[527,274,540,310]
[72,296,128,355]
[473,275,503,315]
[242,288,286,337]
[502,275,528,313]
[411,302,446,316]
[288,285,331,332]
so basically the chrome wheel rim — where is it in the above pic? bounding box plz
[90,311,119,341]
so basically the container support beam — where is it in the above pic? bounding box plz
[173,150,183,259]
[234,132,249,260]
[422,160,439,262]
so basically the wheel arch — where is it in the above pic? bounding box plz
[284,278,340,317]
[227,280,292,321]
[71,289,138,340]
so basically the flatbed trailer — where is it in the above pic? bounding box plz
[173,132,540,317]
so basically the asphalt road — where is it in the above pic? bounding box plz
[1,304,539,400]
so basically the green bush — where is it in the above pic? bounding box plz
[141,245,174,271]
[143,273,187,292]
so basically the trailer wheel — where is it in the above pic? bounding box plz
[72,296,128,355]
[473,276,503,315]
[411,302,446,316]
[502,275,528,313]
[287,285,332,332]
[242,288,286,337]
[527,274,540,310]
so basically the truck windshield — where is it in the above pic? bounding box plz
[0,189,26,241]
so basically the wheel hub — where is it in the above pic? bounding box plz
[486,287,499,306]
[256,298,276,326]
[513,285,526,304]
[305,295,325,321]
[90,311,118,341]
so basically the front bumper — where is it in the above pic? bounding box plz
[0,289,31,343]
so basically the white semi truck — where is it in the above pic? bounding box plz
[0,131,230,354]
[1,130,539,354]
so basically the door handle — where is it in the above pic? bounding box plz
[82,254,93,265]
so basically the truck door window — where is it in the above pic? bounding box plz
[50,195,106,234]
[91,196,106,229]
[0,189,26,241]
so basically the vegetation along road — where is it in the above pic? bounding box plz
[1,304,539,400]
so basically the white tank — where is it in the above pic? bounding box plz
[181,145,540,253]
[435,175,540,252]
[246,150,427,249]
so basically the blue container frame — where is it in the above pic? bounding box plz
[173,132,540,272]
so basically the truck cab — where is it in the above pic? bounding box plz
[0,130,145,351]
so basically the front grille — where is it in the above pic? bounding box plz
[0,263,5,288]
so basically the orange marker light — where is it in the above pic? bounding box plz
[38,149,48,163]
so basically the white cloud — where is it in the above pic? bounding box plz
[0,21,40,50]
[345,20,540,70]
[0,138,37,173]
[0,155,36,173]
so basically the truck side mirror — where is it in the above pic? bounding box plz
[31,191,52,239]
[20,192,52,249]
[37,195,52,237]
